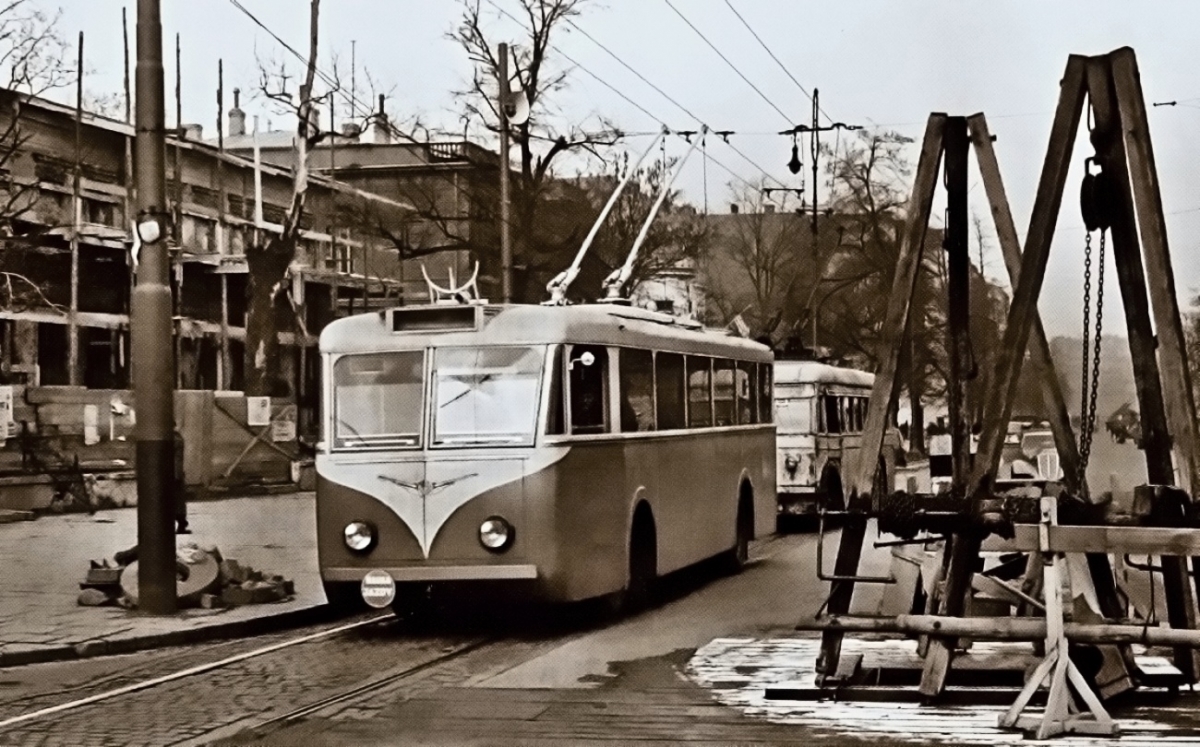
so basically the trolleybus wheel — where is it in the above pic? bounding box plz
[722,488,754,574]
[625,507,658,613]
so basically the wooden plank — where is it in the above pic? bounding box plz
[1111,47,1200,497]
[1090,54,1199,679]
[1008,524,1200,555]
[966,114,1081,496]
[801,614,1200,646]
[850,113,946,502]
[967,55,1088,497]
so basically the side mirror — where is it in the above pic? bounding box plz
[569,351,596,370]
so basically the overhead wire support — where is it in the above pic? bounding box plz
[602,126,708,302]
[544,127,669,305]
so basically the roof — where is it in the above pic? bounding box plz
[773,360,875,388]
[320,302,773,361]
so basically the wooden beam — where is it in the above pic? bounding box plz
[1111,47,1200,497]
[968,55,1089,497]
[820,114,944,688]
[967,114,1081,497]
[1090,53,1199,679]
[801,614,1200,648]
[851,113,946,501]
[1007,524,1200,554]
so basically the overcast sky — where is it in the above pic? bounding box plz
[41,0,1200,339]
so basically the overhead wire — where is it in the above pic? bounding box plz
[231,0,791,226]
[486,0,789,189]
[721,0,831,125]
[662,0,793,126]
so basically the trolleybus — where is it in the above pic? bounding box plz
[774,359,897,529]
[317,301,776,609]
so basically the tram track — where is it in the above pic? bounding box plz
[0,612,398,734]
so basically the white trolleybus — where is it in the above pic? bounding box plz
[317,122,777,611]
[316,301,776,609]
[773,359,897,529]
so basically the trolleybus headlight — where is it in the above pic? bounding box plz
[784,454,800,474]
[479,516,514,552]
[343,521,376,553]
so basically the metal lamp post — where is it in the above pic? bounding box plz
[133,0,177,614]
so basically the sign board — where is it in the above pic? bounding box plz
[271,405,297,442]
[0,385,11,443]
[246,396,271,427]
[360,569,397,609]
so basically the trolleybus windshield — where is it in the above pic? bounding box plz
[333,351,424,449]
[775,392,812,433]
[433,345,544,446]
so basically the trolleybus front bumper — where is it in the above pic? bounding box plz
[322,565,538,582]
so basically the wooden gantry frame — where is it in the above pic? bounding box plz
[804,47,1200,734]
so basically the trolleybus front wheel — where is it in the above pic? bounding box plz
[322,581,368,612]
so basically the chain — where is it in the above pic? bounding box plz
[1079,231,1093,488]
[1077,231,1106,488]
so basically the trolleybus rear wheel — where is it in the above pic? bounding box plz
[722,487,754,574]
[625,507,658,613]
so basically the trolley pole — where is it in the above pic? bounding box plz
[498,42,513,304]
[133,0,177,614]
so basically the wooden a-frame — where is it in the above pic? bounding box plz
[814,47,1200,698]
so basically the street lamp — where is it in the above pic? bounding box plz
[136,213,164,245]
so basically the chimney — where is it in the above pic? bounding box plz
[182,123,203,140]
[340,122,361,140]
[373,94,391,144]
[730,203,739,214]
[763,203,775,213]
[228,87,246,137]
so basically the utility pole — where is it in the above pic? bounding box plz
[133,0,177,614]
[779,94,861,353]
[498,42,513,304]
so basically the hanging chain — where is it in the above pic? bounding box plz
[1079,232,1093,472]
[1077,231,1106,487]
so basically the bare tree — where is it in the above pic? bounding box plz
[243,0,325,397]
[0,2,77,316]
[700,181,808,342]
[452,0,622,301]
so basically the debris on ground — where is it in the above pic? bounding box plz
[77,543,295,610]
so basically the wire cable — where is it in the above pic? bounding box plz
[721,0,831,125]
[663,0,793,125]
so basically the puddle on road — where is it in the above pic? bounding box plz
[577,647,696,689]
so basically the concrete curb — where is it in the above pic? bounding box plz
[0,601,337,668]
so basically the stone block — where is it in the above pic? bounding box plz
[220,559,248,585]
[199,593,222,609]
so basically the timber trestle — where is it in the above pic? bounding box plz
[793,47,1200,739]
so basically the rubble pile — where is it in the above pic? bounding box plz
[77,543,295,610]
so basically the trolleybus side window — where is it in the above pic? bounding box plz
[758,363,772,424]
[735,361,755,424]
[713,359,736,426]
[432,345,544,446]
[687,356,713,428]
[656,352,686,430]
[618,348,655,432]
[568,344,609,435]
[823,393,842,434]
[546,345,565,436]
[332,351,424,449]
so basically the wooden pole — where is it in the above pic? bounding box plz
[968,55,1088,497]
[69,31,82,386]
[943,116,971,491]
[1112,47,1200,496]
[851,114,947,501]
[816,114,945,687]
[967,114,1081,495]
